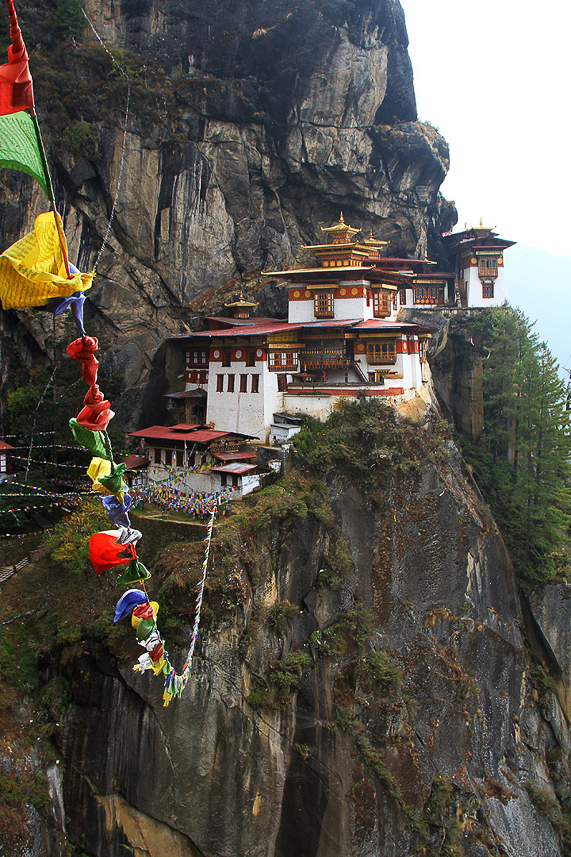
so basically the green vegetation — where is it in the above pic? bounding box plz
[47,499,109,575]
[456,307,571,583]
[267,600,298,630]
[0,771,51,814]
[268,651,311,704]
[420,773,463,857]
[293,398,450,490]
[62,120,101,161]
[355,651,402,694]
[310,604,374,657]
[356,736,401,800]
[52,0,85,40]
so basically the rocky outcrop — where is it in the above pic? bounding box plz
[0,0,456,430]
[46,442,569,856]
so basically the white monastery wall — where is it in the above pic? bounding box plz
[464,266,506,307]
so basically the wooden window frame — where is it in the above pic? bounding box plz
[216,374,224,392]
[251,374,260,393]
[367,340,396,365]
[227,374,235,392]
[482,282,494,299]
[240,374,248,393]
[268,351,299,371]
[372,289,391,318]
[414,285,444,305]
[313,290,334,318]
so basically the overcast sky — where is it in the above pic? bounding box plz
[403,0,571,257]
[402,0,571,373]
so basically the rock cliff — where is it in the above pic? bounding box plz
[2,401,570,856]
[0,0,455,429]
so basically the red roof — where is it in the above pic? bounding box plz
[212,451,257,462]
[170,423,200,430]
[210,463,258,475]
[176,322,299,339]
[0,440,14,450]
[117,455,149,470]
[352,319,418,329]
[129,425,256,443]
[130,426,233,443]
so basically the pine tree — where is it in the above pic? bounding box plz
[459,307,571,582]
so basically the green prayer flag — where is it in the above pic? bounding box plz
[0,110,49,197]
[136,618,155,643]
[98,462,126,496]
[69,418,110,460]
[116,559,151,586]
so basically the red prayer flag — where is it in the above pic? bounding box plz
[0,0,34,116]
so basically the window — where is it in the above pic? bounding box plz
[216,374,224,392]
[227,374,235,392]
[176,449,184,467]
[399,289,407,306]
[251,374,260,393]
[222,349,231,367]
[372,289,391,318]
[190,349,207,365]
[277,374,287,392]
[268,351,299,371]
[479,257,498,278]
[220,473,227,487]
[482,282,494,299]
[414,285,444,305]
[246,350,256,367]
[314,290,334,318]
[165,449,172,466]
[367,340,396,364]
[240,374,248,393]
[154,448,161,464]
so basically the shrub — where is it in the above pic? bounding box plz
[355,651,402,694]
[47,499,109,575]
[268,600,298,630]
[62,121,101,161]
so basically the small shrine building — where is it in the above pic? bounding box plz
[128,424,262,497]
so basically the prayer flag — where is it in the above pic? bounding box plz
[0,110,48,195]
[0,0,34,116]
[0,212,93,310]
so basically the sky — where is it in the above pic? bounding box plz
[403,0,571,373]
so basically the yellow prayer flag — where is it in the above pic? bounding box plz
[0,211,93,309]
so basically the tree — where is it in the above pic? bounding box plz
[458,307,571,582]
[52,0,85,40]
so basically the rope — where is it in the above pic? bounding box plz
[24,365,58,483]
[81,8,131,272]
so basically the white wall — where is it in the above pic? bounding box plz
[206,360,284,441]
[464,266,506,307]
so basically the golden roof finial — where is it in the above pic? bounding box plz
[480,216,483,228]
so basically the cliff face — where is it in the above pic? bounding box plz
[0,0,455,429]
[39,431,568,857]
[1,400,570,855]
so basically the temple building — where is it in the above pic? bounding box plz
[128,424,263,497]
[169,215,439,442]
[441,222,515,308]
[163,215,515,442]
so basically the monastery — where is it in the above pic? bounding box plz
[132,217,515,472]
